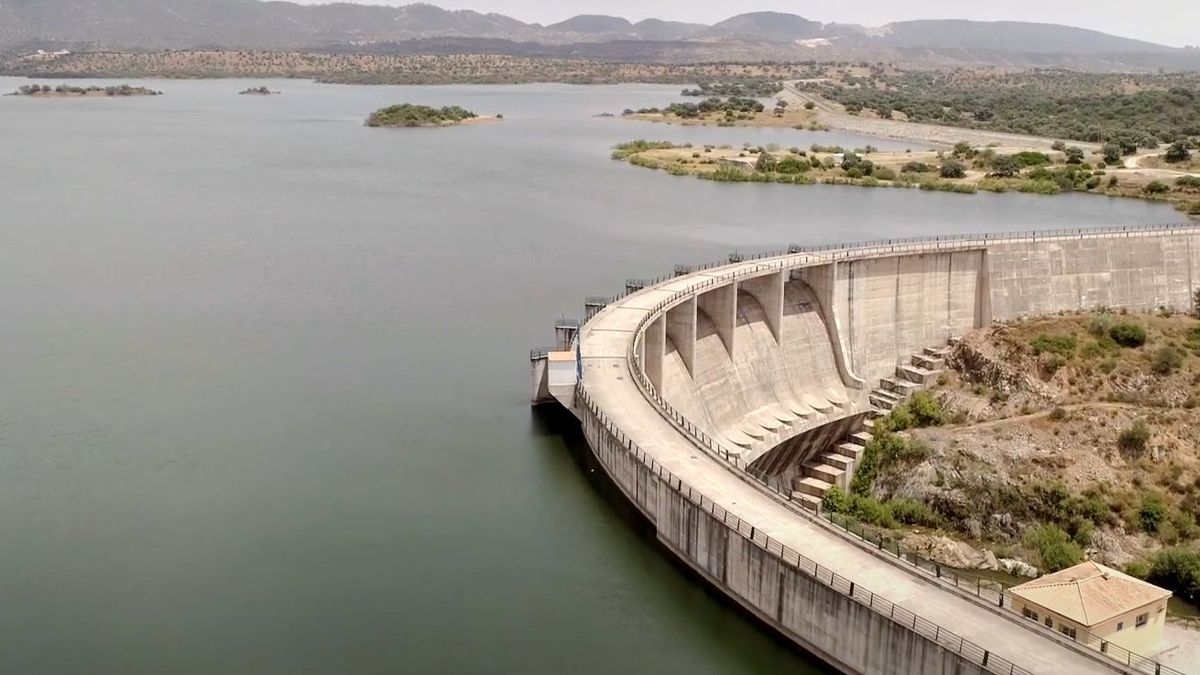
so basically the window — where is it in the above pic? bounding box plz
[1044,616,1053,628]
[1136,613,1149,627]
[1022,607,1039,622]
[1059,625,1077,640]
[1116,622,1124,632]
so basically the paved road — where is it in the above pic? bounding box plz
[579,247,1126,675]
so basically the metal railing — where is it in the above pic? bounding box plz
[580,223,1200,675]
[574,382,1041,675]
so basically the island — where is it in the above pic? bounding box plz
[238,86,279,95]
[9,83,162,97]
[364,103,500,128]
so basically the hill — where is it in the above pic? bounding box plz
[0,1,1196,72]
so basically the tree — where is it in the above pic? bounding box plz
[804,101,815,110]
[1165,141,1192,163]
[1148,548,1200,604]
[1102,143,1123,164]
[952,141,975,158]
[1051,140,1067,151]
[755,152,777,173]
[1025,524,1083,572]
[1064,146,1085,164]
[939,158,966,179]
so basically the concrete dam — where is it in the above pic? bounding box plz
[530,225,1200,675]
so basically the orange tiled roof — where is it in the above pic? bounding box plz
[1010,561,1171,627]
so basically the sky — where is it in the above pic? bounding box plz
[289,0,1199,47]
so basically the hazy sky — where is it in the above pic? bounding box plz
[292,1,1199,47]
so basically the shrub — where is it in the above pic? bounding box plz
[1109,322,1147,347]
[1119,420,1152,456]
[939,158,966,179]
[890,498,939,527]
[901,161,932,173]
[1152,346,1184,375]
[1144,180,1170,195]
[1030,333,1077,356]
[775,157,810,174]
[872,166,897,181]
[908,391,945,427]
[1049,406,1068,421]
[611,140,677,159]
[755,152,777,172]
[1024,524,1084,572]
[1148,548,1200,604]
[850,494,897,528]
[1140,493,1168,533]
[1012,151,1051,167]
[823,486,851,514]
[1064,146,1085,164]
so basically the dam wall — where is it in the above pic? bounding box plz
[542,226,1200,675]
[647,228,1200,473]
[576,386,998,675]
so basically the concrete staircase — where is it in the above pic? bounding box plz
[869,346,949,411]
[789,343,952,509]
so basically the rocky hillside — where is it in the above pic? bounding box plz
[827,309,1200,605]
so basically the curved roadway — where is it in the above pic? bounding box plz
[579,244,1125,675]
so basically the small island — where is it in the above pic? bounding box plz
[9,83,162,97]
[239,86,279,95]
[365,103,500,128]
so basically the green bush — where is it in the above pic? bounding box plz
[1147,548,1200,604]
[1119,420,1152,456]
[1109,322,1147,347]
[1013,151,1052,167]
[890,498,939,527]
[822,486,851,514]
[850,494,897,529]
[1140,493,1168,533]
[872,166,897,181]
[775,157,810,174]
[908,391,945,427]
[611,140,678,159]
[939,158,966,178]
[901,161,933,173]
[755,152,777,173]
[1024,524,1084,572]
[1144,180,1170,195]
[1030,333,1077,356]
[1152,346,1184,375]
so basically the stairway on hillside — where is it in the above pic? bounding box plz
[790,342,953,510]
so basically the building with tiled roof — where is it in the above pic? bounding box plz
[1009,561,1171,655]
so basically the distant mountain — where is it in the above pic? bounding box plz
[871,20,1176,54]
[631,19,706,42]
[0,0,1193,71]
[546,15,634,35]
[702,12,826,42]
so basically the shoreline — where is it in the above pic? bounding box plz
[612,141,1200,219]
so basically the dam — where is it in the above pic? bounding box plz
[531,225,1200,675]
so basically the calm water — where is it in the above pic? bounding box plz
[0,78,1182,675]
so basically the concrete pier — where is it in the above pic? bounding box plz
[535,225,1200,675]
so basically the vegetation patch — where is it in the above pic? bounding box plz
[366,103,481,128]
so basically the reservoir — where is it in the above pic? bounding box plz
[0,78,1182,674]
